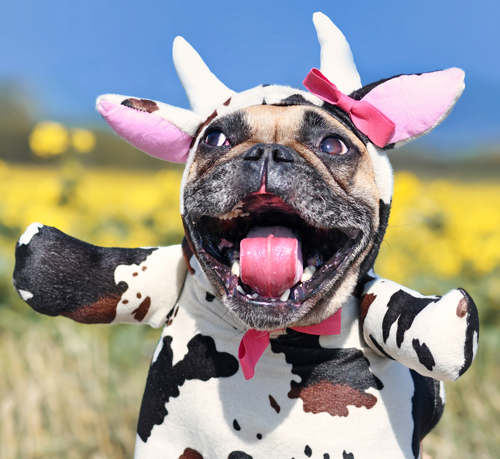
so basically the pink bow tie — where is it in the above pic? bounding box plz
[303,68,395,148]
[238,310,342,380]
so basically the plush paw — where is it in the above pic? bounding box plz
[361,278,479,380]
[13,223,154,321]
[14,224,187,326]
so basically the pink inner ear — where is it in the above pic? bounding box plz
[362,68,464,145]
[98,100,192,163]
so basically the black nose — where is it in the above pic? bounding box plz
[243,143,295,163]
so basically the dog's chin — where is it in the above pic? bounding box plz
[185,192,373,331]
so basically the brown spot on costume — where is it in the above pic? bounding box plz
[360,293,377,321]
[269,395,281,413]
[289,381,377,417]
[178,448,204,459]
[121,98,159,113]
[133,297,151,322]
[456,298,468,318]
[62,294,120,324]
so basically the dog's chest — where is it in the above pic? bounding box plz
[134,275,430,459]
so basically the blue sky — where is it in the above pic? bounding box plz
[2,0,499,151]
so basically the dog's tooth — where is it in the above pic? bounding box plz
[231,260,240,277]
[301,265,317,282]
[218,210,235,220]
[218,207,250,220]
[252,293,258,299]
[280,289,291,302]
[237,285,245,295]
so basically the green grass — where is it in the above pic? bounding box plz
[425,327,500,458]
[0,297,161,459]
[1,293,498,459]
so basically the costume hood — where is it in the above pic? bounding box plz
[96,12,464,214]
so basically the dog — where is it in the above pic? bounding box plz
[14,12,479,459]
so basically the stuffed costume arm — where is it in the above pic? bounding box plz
[360,277,479,381]
[13,223,187,328]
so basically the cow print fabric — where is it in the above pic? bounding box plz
[270,331,383,417]
[412,339,436,371]
[382,290,437,348]
[137,334,238,442]
[121,98,160,113]
[14,225,155,322]
[458,288,480,377]
[410,371,444,458]
[227,452,253,459]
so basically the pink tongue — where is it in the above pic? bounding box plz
[240,226,303,298]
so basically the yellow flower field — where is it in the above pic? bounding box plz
[0,162,184,249]
[378,171,500,318]
[381,171,500,279]
[1,162,499,305]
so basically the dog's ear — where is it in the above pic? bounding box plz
[96,94,203,163]
[96,36,235,163]
[357,68,465,149]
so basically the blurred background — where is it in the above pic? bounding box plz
[1,0,499,458]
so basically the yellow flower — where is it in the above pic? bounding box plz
[29,122,69,158]
[71,129,96,153]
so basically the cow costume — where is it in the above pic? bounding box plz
[14,12,479,459]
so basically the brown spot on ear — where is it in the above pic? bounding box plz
[269,395,281,413]
[132,296,151,322]
[62,294,120,324]
[360,293,377,321]
[457,298,468,318]
[289,381,377,417]
[121,98,159,113]
[195,109,218,137]
[178,448,204,459]
[182,236,196,275]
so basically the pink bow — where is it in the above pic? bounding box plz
[238,310,342,380]
[303,68,395,148]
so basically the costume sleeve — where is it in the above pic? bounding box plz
[13,223,187,328]
[360,277,479,381]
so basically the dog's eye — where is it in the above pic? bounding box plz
[319,137,348,156]
[204,130,229,147]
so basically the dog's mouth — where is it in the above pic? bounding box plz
[188,192,364,310]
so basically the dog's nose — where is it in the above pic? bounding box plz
[243,143,295,163]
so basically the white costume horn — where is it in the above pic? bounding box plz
[173,36,235,118]
[313,12,362,95]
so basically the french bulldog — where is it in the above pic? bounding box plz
[13,12,479,459]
